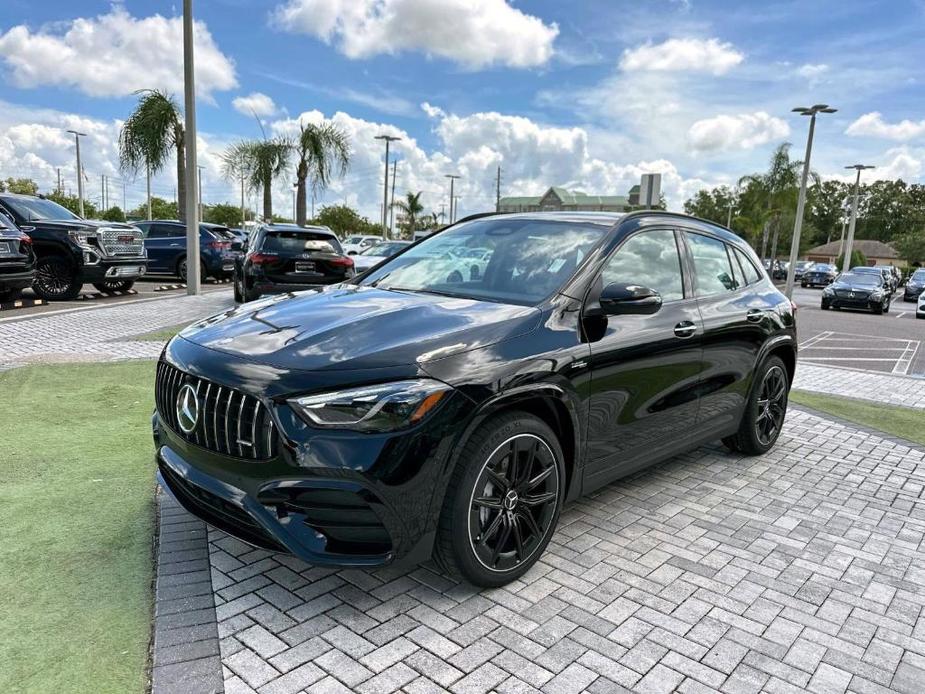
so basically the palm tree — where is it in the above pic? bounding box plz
[392,191,425,238]
[294,122,350,226]
[119,90,187,220]
[222,139,290,221]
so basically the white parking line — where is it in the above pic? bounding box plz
[893,340,920,375]
[801,357,901,362]
[799,330,833,349]
[802,346,907,351]
[896,312,906,318]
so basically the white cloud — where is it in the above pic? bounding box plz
[619,38,743,75]
[0,7,237,99]
[270,0,558,69]
[687,112,790,152]
[232,92,277,118]
[845,112,925,141]
[796,63,828,80]
[421,102,446,119]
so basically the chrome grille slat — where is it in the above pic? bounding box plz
[154,361,276,461]
[98,227,144,257]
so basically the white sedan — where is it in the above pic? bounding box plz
[342,234,384,255]
[353,240,411,272]
[918,290,925,319]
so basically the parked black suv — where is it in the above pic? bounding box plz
[0,211,35,302]
[821,271,891,313]
[0,193,147,300]
[154,211,796,586]
[233,224,354,303]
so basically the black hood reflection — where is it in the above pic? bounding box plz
[178,285,541,371]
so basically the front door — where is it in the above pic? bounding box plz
[583,228,703,488]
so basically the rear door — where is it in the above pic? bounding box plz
[144,224,184,273]
[683,231,776,439]
[584,227,704,487]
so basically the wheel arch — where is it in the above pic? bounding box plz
[759,335,796,388]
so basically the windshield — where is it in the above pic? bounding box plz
[911,270,925,281]
[5,196,80,222]
[839,272,880,286]
[362,242,405,256]
[359,218,608,306]
[813,264,834,272]
[261,231,342,255]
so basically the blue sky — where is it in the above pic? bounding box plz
[0,0,923,219]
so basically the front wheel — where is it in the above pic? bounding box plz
[32,255,82,300]
[233,271,244,303]
[723,356,789,456]
[434,412,564,587]
[92,280,135,293]
[178,257,208,283]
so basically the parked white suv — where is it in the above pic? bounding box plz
[342,234,383,255]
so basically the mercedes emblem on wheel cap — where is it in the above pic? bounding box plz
[176,383,200,434]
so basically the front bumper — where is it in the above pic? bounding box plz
[904,287,923,301]
[152,340,470,568]
[81,257,148,282]
[822,294,881,311]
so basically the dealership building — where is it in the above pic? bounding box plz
[498,186,635,214]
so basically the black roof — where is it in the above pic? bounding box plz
[261,223,337,237]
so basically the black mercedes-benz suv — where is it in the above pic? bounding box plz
[233,223,354,303]
[821,271,890,313]
[0,193,147,300]
[0,211,35,302]
[154,211,796,586]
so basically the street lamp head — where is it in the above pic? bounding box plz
[792,104,836,116]
[844,164,875,171]
[66,129,87,137]
[444,173,460,179]
[820,108,838,113]
[374,134,401,143]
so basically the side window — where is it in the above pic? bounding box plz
[601,229,684,302]
[733,247,762,284]
[686,232,738,296]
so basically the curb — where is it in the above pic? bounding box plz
[0,297,45,311]
[151,489,224,694]
[790,402,925,454]
[72,289,139,301]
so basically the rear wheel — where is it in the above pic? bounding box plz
[434,412,564,587]
[92,280,135,293]
[233,270,244,303]
[177,257,208,283]
[33,255,81,300]
[723,356,789,456]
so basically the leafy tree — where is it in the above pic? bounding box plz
[126,196,177,220]
[119,89,187,220]
[222,139,290,221]
[203,203,253,228]
[44,191,98,219]
[807,179,849,246]
[0,177,39,195]
[294,122,350,226]
[683,186,737,226]
[836,249,867,271]
[101,206,126,222]
[311,204,381,237]
[892,230,925,265]
[392,191,425,238]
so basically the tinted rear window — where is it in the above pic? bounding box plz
[261,231,342,254]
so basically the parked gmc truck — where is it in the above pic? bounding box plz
[0,193,148,300]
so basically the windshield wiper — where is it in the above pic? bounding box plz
[382,286,465,299]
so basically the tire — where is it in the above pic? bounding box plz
[0,287,22,302]
[233,271,244,303]
[32,255,82,300]
[821,302,829,310]
[883,299,890,314]
[873,302,883,315]
[434,412,565,587]
[92,280,135,293]
[177,257,208,283]
[722,355,789,456]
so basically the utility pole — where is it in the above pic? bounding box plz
[56,168,62,193]
[784,103,836,298]
[388,160,397,238]
[122,180,126,211]
[240,175,245,228]
[311,190,315,219]
[66,130,86,217]
[444,174,460,223]
[726,203,734,228]
[182,0,201,295]
[454,195,462,222]
[495,166,501,213]
[374,134,400,239]
[843,165,875,271]
[439,203,446,225]
[197,165,205,221]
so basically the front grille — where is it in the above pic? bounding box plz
[156,361,278,460]
[835,290,870,299]
[98,227,144,257]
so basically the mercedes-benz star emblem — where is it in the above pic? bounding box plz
[176,383,200,434]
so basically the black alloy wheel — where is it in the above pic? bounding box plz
[92,280,135,293]
[33,255,81,300]
[468,434,559,573]
[754,365,787,447]
[723,355,789,455]
[178,257,208,283]
[435,412,564,586]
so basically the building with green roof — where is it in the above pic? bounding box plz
[498,186,634,214]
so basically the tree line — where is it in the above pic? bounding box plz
[683,143,925,264]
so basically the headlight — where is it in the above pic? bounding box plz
[288,379,452,432]
[822,287,834,296]
[68,228,97,246]
[870,291,881,300]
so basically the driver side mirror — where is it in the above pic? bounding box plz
[599,282,662,315]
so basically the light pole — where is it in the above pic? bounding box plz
[445,174,460,223]
[843,164,875,271]
[182,0,200,295]
[784,104,836,298]
[66,129,86,217]
[197,165,204,221]
[375,135,400,238]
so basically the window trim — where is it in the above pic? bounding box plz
[594,226,690,305]
[682,230,743,298]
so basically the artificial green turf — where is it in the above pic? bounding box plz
[0,361,157,694]
[790,389,925,447]
[134,324,186,342]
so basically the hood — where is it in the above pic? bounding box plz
[179,285,541,372]
[29,218,139,232]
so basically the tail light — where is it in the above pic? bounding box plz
[20,234,31,244]
[249,253,277,265]
[206,241,231,250]
[329,256,354,268]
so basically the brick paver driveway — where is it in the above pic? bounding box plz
[206,409,925,694]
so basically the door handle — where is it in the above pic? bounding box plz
[746,309,765,323]
[169,243,180,247]
[19,225,35,232]
[673,321,697,338]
